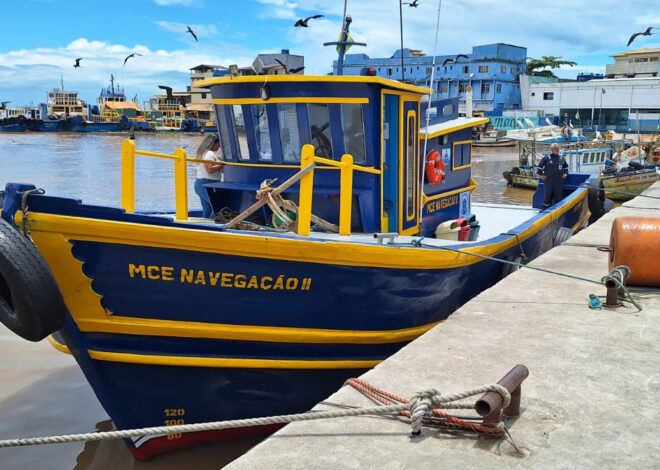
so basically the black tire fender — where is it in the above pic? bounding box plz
[603,198,615,214]
[0,219,67,341]
[502,256,522,277]
[587,178,606,223]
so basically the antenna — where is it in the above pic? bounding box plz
[323,9,366,75]
[399,0,405,81]
[60,73,64,91]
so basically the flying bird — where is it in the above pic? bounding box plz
[186,25,198,42]
[627,27,656,47]
[455,54,469,61]
[158,85,174,100]
[123,53,142,66]
[273,58,305,74]
[403,0,420,6]
[442,58,455,67]
[73,58,82,68]
[294,15,323,28]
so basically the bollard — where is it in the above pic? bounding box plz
[475,364,529,424]
[603,266,630,308]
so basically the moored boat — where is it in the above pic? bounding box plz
[0,72,598,460]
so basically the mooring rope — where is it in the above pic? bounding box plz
[0,384,509,448]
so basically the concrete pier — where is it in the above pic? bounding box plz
[226,182,660,469]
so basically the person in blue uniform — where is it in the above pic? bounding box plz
[537,143,568,209]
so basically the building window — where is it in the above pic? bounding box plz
[478,65,488,73]
[501,66,506,74]
[437,84,448,93]
[387,68,392,76]
[459,84,467,93]
[340,103,366,164]
[426,67,432,75]
[462,65,469,74]
[277,104,301,162]
[543,92,554,100]
[531,92,536,96]
[481,83,491,94]
[496,84,502,93]
[511,67,516,74]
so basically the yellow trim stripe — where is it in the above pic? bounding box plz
[197,74,431,95]
[88,350,380,369]
[47,335,72,355]
[421,118,490,139]
[77,316,441,344]
[213,97,368,105]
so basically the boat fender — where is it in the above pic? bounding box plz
[0,219,68,341]
[608,216,660,286]
[587,178,606,224]
[502,256,522,277]
[425,150,445,184]
[553,227,574,246]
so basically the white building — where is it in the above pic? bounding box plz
[520,48,660,132]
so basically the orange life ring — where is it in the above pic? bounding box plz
[425,150,445,184]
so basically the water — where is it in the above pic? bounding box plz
[0,134,529,470]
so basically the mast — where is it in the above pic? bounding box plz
[323,14,366,75]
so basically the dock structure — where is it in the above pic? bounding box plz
[226,182,660,470]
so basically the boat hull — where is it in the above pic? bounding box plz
[6,181,589,459]
[601,168,659,200]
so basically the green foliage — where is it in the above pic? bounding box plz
[526,56,577,78]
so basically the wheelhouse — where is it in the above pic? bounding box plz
[197,75,488,236]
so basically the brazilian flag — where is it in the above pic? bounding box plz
[337,30,354,53]
[575,110,580,121]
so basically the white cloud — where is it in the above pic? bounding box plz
[154,0,194,6]
[0,38,254,104]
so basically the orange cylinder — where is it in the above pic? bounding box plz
[609,217,660,286]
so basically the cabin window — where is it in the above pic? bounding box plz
[231,105,249,160]
[479,65,488,73]
[583,153,589,164]
[277,104,301,162]
[543,92,554,100]
[406,112,417,219]
[442,104,453,116]
[215,105,233,160]
[340,103,366,164]
[308,103,333,159]
[251,104,272,161]
[452,141,471,170]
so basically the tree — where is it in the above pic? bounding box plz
[526,56,577,78]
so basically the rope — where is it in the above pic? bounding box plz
[391,238,604,286]
[0,383,509,448]
[345,378,507,437]
[500,232,528,264]
[580,181,660,200]
[599,265,643,312]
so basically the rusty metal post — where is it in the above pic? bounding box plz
[475,364,529,424]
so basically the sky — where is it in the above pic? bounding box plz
[1,0,658,106]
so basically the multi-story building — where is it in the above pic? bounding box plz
[605,48,660,78]
[521,48,660,132]
[334,43,526,116]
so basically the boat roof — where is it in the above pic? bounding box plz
[421,117,490,138]
[105,101,140,111]
[195,75,432,95]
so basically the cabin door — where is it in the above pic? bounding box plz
[399,98,419,235]
[382,93,420,235]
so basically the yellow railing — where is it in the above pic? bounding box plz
[121,140,380,231]
[298,144,381,237]
[121,140,188,221]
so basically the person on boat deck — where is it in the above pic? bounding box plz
[194,133,224,218]
[537,143,568,209]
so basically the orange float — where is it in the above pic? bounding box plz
[608,217,660,286]
[425,150,445,184]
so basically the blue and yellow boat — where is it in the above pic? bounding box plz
[0,73,595,459]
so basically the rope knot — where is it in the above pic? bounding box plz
[409,388,440,435]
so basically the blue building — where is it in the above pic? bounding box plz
[334,43,526,116]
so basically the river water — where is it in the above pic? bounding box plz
[0,133,529,470]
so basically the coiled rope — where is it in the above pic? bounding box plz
[0,383,509,448]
